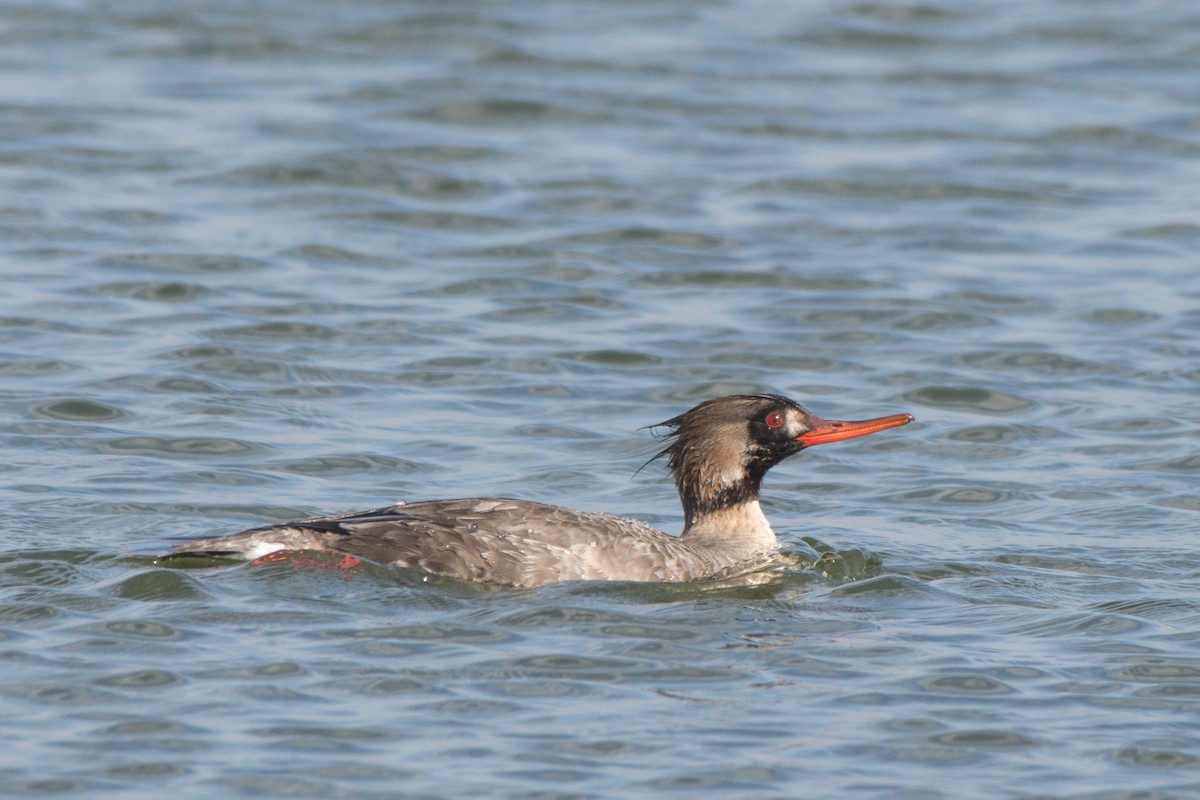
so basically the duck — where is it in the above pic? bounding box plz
[159,394,913,587]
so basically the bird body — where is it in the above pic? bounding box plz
[161,394,913,587]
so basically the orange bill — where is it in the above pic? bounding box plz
[795,413,914,447]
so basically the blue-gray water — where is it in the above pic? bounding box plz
[2,0,1199,797]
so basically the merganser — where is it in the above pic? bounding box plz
[160,394,912,587]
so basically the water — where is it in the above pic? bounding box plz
[2,0,1199,796]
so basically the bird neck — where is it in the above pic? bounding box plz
[665,428,782,554]
[673,452,770,531]
[679,498,778,555]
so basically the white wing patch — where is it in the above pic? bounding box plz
[242,540,289,560]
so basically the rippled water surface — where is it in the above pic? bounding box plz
[2,1,1199,797]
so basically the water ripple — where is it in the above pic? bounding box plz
[2,1,1199,798]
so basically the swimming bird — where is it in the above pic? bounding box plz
[160,394,912,587]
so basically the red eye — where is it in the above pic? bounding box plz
[765,412,784,428]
